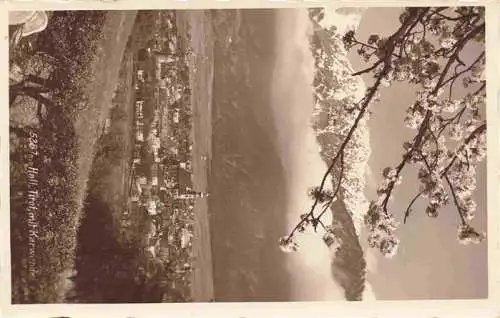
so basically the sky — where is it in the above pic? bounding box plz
[349,8,488,300]
[268,7,487,300]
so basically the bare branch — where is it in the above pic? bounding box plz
[434,23,484,91]
[440,123,486,177]
[351,60,382,77]
[380,111,432,213]
[426,126,441,168]
[444,173,467,225]
[315,151,345,225]
[403,190,425,224]
[441,51,484,88]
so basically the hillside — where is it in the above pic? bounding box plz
[9,11,137,303]
[71,10,198,303]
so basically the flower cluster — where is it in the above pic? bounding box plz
[375,167,402,202]
[281,7,486,258]
[342,30,356,50]
[307,186,335,204]
[322,225,342,252]
[278,236,299,253]
[457,224,485,245]
[404,101,426,129]
[369,8,485,254]
[418,167,449,217]
[296,213,312,233]
[441,99,461,113]
[364,202,400,258]
[448,123,464,141]
[439,33,457,50]
[470,62,485,83]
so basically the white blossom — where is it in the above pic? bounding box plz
[470,63,485,82]
[426,204,439,218]
[442,100,461,113]
[380,77,391,87]
[422,78,437,89]
[404,107,425,129]
[379,236,399,258]
[457,224,485,245]
[278,236,299,253]
[449,123,464,141]
[322,230,338,249]
[382,167,397,179]
[439,36,457,49]
[460,197,477,221]
[364,202,400,258]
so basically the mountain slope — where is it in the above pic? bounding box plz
[307,7,371,301]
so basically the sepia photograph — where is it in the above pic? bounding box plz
[7,6,488,305]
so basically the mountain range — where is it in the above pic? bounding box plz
[307,7,373,301]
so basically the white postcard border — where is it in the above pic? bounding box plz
[0,1,498,318]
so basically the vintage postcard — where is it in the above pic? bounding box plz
[1,1,499,318]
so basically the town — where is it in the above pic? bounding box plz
[111,11,205,301]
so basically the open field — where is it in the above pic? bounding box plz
[177,10,215,302]
[72,12,137,222]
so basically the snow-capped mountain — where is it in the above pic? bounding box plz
[307,7,372,301]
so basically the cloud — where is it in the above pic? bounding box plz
[320,7,367,35]
[362,281,377,301]
[270,8,381,302]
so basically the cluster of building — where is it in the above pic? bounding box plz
[130,56,203,212]
[118,11,204,301]
[125,20,207,267]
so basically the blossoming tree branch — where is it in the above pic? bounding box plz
[279,7,486,257]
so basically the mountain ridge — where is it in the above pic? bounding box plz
[307,7,371,301]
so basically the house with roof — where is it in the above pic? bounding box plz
[147,200,158,215]
[103,118,111,135]
[148,222,158,237]
[137,69,145,82]
[146,246,156,258]
[180,228,193,249]
[179,161,191,171]
[152,176,158,187]
[136,101,144,118]
[146,240,161,258]
[152,136,161,149]
[167,39,177,54]
[136,130,144,142]
[174,191,209,200]
[168,146,179,156]
[151,136,162,163]
[158,246,171,259]
[154,52,178,80]
[173,109,180,124]
[159,78,169,89]
[137,176,147,185]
